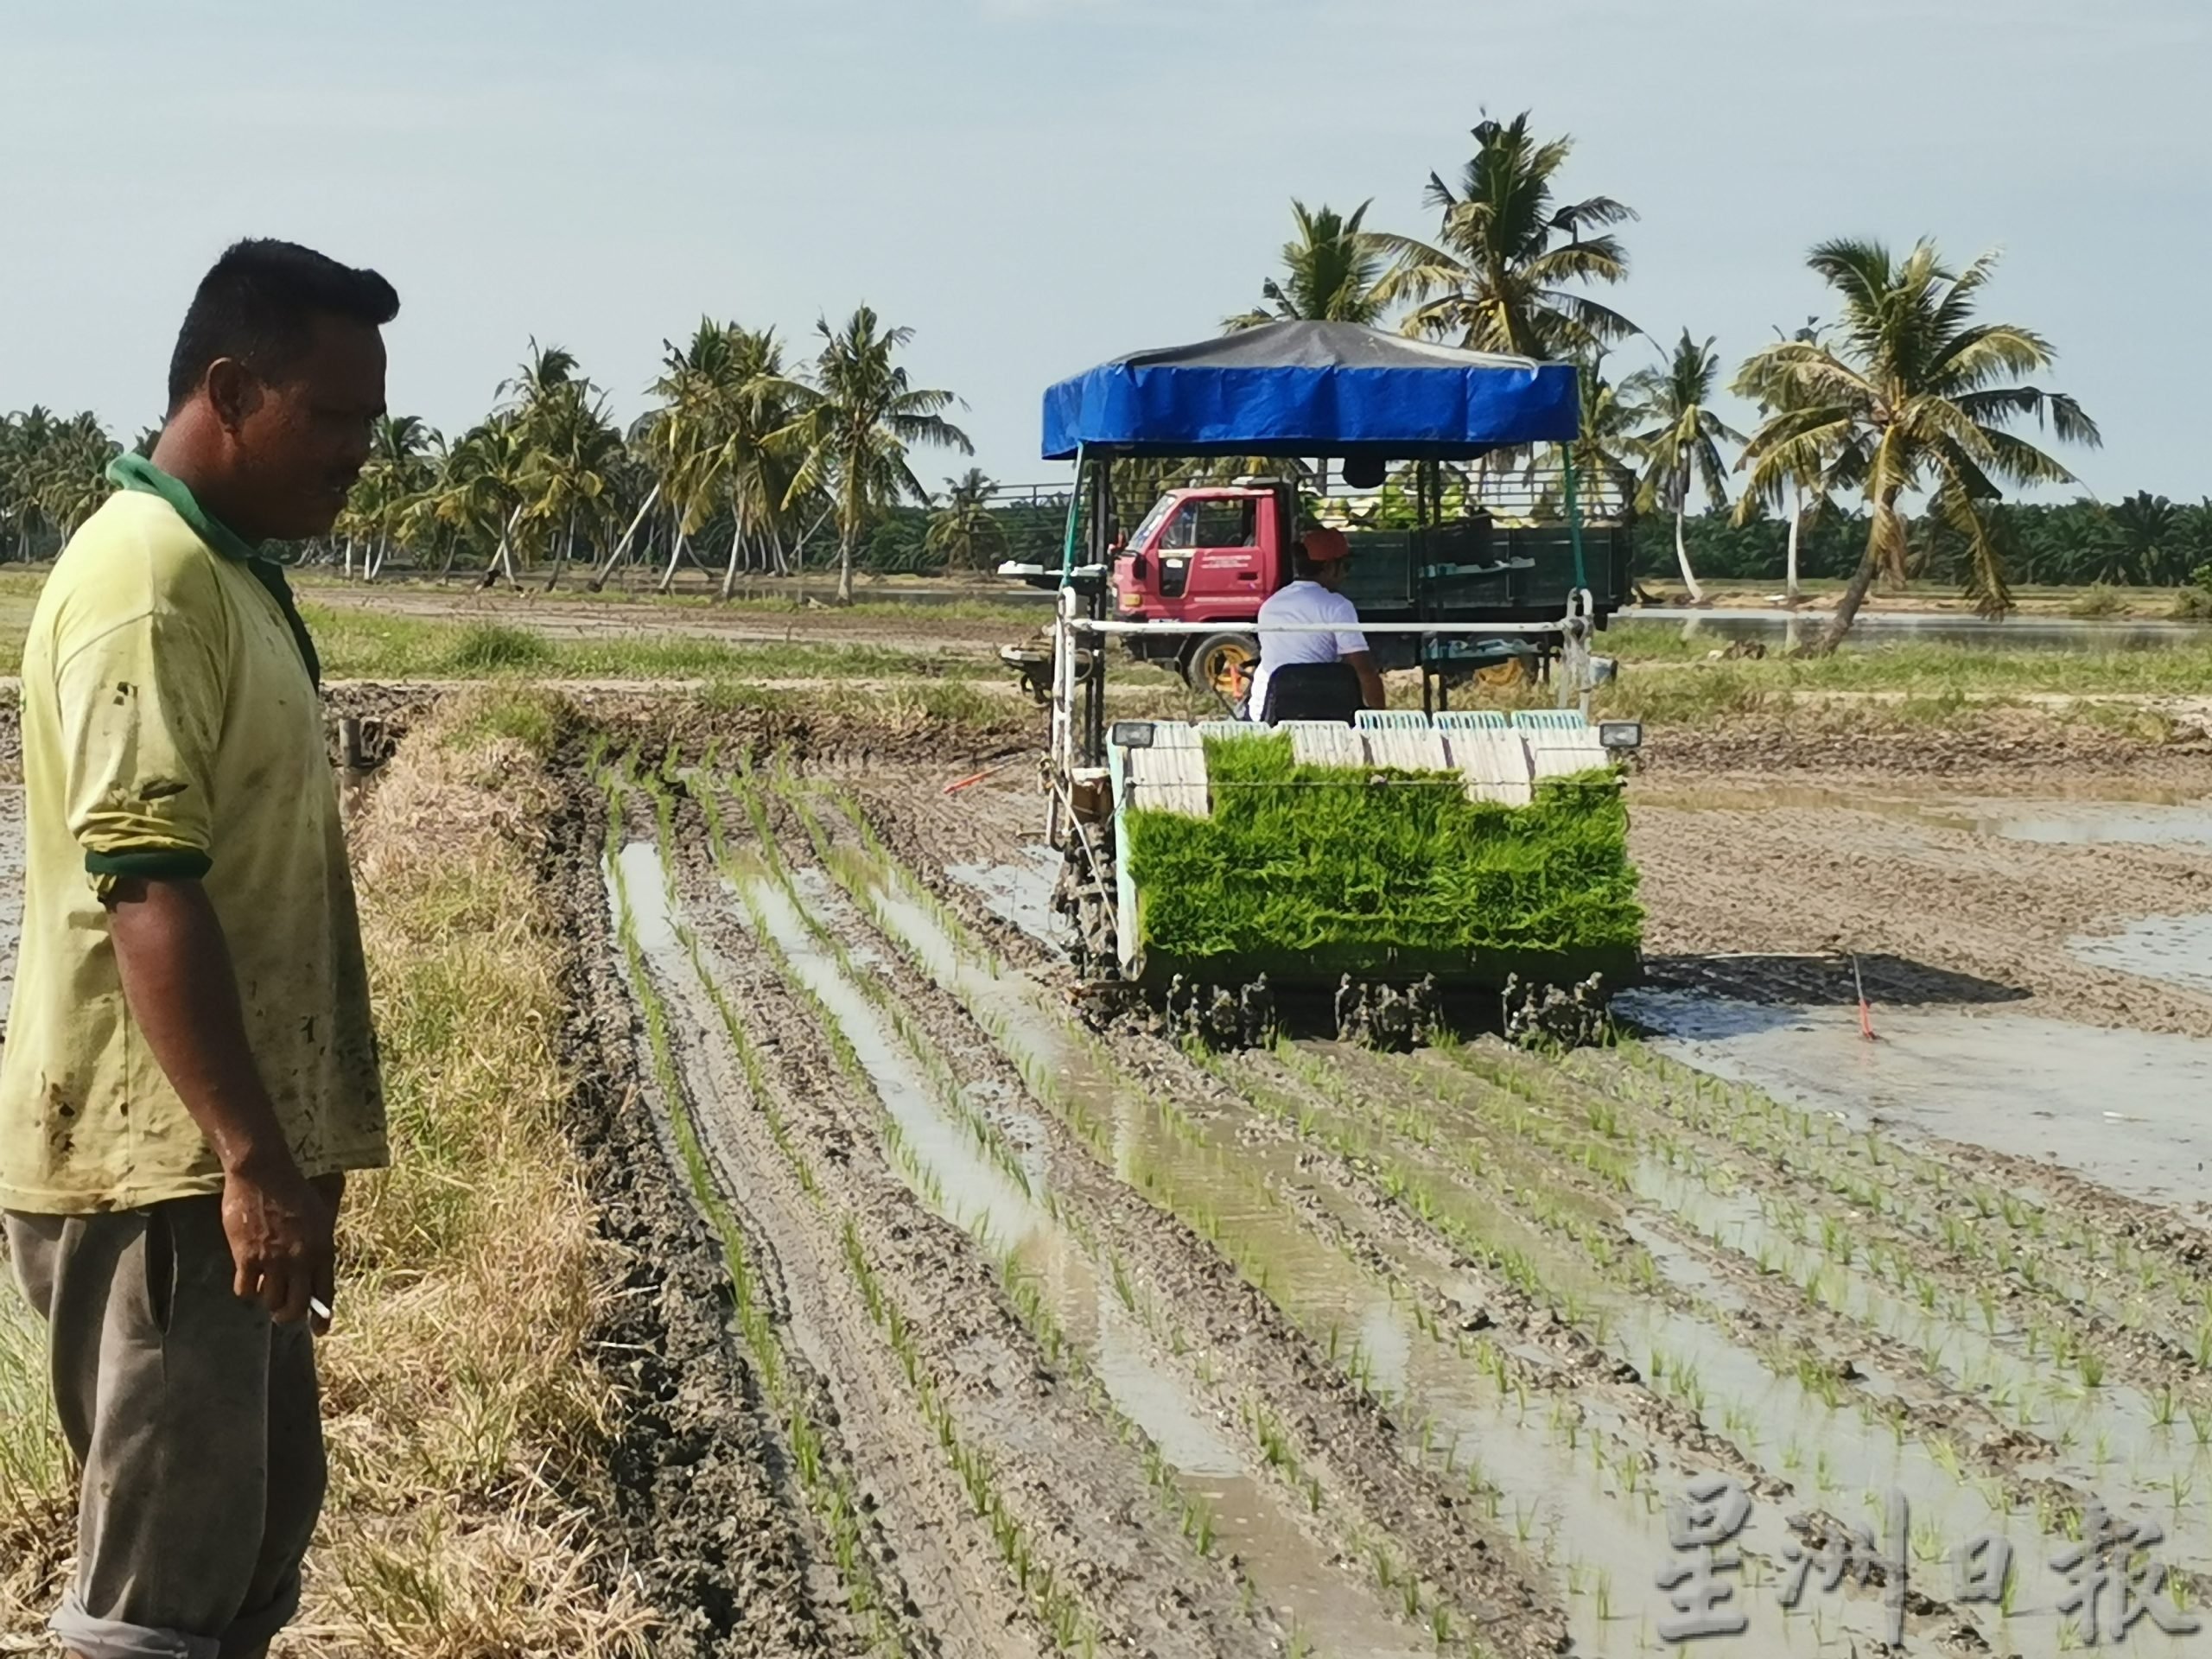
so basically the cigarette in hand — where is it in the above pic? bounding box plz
[310,1297,334,1323]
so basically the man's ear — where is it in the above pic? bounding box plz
[204,359,263,433]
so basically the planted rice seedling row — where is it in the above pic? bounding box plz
[599,767,912,1656]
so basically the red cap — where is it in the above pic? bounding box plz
[1300,526,1351,563]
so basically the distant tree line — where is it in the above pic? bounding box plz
[1655,494,2212,590]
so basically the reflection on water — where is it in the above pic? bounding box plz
[1632,779,2212,849]
[1622,988,2212,1209]
[2071,913,2212,994]
[1619,611,2207,652]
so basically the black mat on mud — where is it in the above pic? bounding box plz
[1641,951,2031,1009]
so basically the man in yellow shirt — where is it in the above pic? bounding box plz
[1,239,393,1659]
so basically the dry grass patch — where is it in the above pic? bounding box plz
[289,688,649,1655]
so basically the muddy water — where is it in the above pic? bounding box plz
[714,860,1427,1659]
[943,848,1064,947]
[1634,779,2212,849]
[1635,1158,2212,1560]
[1311,1042,2209,1611]
[2071,913,2212,995]
[1624,989,2212,1213]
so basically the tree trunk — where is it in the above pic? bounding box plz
[343,536,355,581]
[1784,489,1802,604]
[1805,493,1903,658]
[1806,545,1880,656]
[657,521,688,594]
[586,484,660,592]
[1674,501,1705,605]
[720,514,744,601]
[836,521,855,606]
[543,509,574,593]
[480,505,524,589]
[436,528,462,585]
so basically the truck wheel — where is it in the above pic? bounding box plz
[1185,632,1259,699]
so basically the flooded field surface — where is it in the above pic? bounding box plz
[534,724,2212,1659]
[1624,989,2212,1211]
[1618,611,2212,652]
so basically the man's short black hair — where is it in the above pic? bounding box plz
[166,238,399,415]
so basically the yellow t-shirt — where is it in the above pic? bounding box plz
[0,467,385,1213]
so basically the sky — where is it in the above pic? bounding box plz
[4,0,2208,502]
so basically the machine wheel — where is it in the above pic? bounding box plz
[1185,631,1259,699]
[1474,654,1532,689]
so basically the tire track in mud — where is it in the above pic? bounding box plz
[607,760,1300,1659]
[549,773,836,1659]
[686,772,1464,1659]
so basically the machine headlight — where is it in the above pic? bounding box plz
[1109,721,1157,749]
[1598,721,1643,753]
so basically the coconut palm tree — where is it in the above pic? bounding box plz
[478,341,591,585]
[1,408,118,559]
[1732,319,1840,604]
[785,308,972,606]
[347,413,437,578]
[1738,239,2099,649]
[925,468,1007,572]
[1373,112,1638,359]
[701,326,814,598]
[434,418,530,587]
[640,321,736,593]
[1226,200,1393,331]
[1624,331,1745,604]
[518,380,624,590]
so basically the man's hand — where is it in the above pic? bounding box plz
[222,1154,334,1327]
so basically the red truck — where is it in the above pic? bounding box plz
[1038,477,1633,696]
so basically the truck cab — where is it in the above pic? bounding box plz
[1112,482,1295,694]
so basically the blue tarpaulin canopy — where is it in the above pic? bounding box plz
[1040,320,1580,461]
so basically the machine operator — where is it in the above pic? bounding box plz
[1244,526,1388,723]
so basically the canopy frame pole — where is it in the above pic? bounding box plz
[1560,450,1595,717]
[1047,442,1086,844]
[1084,454,1111,768]
[1058,442,1086,582]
